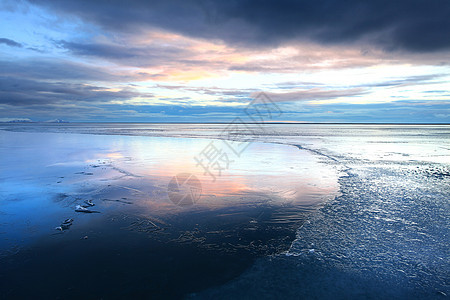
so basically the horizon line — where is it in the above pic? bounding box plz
[1,122,449,125]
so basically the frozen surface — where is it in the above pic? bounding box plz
[0,123,449,299]
[187,125,450,299]
[191,164,449,299]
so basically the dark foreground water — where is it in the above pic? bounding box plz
[0,124,449,299]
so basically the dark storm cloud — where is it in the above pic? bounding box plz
[28,0,450,52]
[0,76,151,106]
[58,41,137,59]
[57,40,194,67]
[0,37,22,47]
[0,59,149,82]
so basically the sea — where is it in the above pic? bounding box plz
[0,123,448,299]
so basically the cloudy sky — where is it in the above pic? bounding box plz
[0,0,449,122]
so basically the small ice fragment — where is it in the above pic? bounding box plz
[84,200,95,207]
[55,218,74,231]
[309,249,315,253]
[75,205,99,213]
[76,205,88,211]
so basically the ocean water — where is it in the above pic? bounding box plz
[0,123,449,299]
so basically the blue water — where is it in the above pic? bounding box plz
[0,123,449,299]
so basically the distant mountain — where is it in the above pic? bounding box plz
[45,119,69,123]
[0,118,33,123]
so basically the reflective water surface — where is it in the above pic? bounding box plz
[0,127,339,298]
[0,124,448,299]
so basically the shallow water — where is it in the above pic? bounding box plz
[0,127,339,298]
[0,124,449,299]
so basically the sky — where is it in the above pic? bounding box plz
[0,0,449,123]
